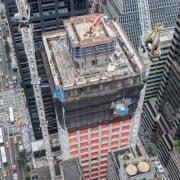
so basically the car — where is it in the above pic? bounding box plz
[19,144,24,152]
[13,136,18,144]
[2,170,7,177]
[11,164,17,173]
[5,141,9,148]
[3,127,7,134]
[5,82,9,88]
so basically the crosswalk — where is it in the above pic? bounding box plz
[0,88,26,124]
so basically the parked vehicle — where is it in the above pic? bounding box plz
[0,127,4,144]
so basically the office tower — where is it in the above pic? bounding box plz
[107,143,168,180]
[42,14,144,179]
[4,0,89,139]
[139,27,174,101]
[139,11,180,179]
[105,0,179,48]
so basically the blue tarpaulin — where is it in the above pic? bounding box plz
[53,87,64,101]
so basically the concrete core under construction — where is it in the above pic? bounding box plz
[42,13,144,179]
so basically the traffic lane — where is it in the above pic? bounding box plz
[14,135,24,180]
[9,135,24,180]
[0,63,3,91]
[3,132,13,180]
[0,146,4,179]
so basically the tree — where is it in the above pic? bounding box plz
[16,150,28,166]
[4,40,11,56]
[24,165,31,172]
[0,11,4,19]
[145,143,158,157]
[173,139,180,153]
[25,175,31,180]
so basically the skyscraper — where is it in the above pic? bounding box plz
[42,14,144,179]
[139,27,174,101]
[140,10,180,179]
[4,0,89,139]
[105,0,179,48]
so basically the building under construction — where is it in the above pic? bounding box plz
[42,14,144,179]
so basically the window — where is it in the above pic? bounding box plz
[91,133,98,138]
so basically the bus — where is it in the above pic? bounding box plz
[0,146,7,165]
[0,127,4,144]
[9,107,15,123]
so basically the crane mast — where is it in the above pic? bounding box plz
[15,0,55,179]
[138,0,151,39]
[131,0,152,145]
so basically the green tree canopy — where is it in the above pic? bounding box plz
[145,143,158,157]
[25,175,31,180]
[16,149,28,166]
[4,40,11,56]
[173,139,180,153]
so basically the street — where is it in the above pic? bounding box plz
[0,3,31,179]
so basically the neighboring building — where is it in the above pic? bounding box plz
[4,0,89,139]
[105,0,179,48]
[60,157,83,180]
[107,144,167,180]
[139,11,180,180]
[139,27,174,101]
[42,14,144,179]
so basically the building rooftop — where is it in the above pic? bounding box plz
[160,27,174,43]
[108,144,168,180]
[43,14,143,93]
[64,14,117,47]
[60,157,83,180]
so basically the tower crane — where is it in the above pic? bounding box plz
[14,0,55,179]
[138,0,152,39]
[131,0,152,145]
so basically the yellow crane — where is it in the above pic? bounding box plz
[144,22,161,55]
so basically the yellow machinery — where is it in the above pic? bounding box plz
[144,23,161,55]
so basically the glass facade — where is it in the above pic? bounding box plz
[106,0,179,48]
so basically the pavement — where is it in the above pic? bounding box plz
[0,4,32,179]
